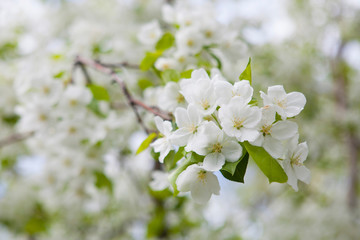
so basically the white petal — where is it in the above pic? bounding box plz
[271,121,298,140]
[205,171,220,195]
[283,160,298,191]
[263,136,284,158]
[242,107,262,128]
[267,85,286,100]
[187,104,202,125]
[203,153,225,171]
[175,107,189,128]
[191,182,213,204]
[286,92,306,113]
[261,107,276,125]
[154,116,164,133]
[250,135,264,147]
[294,142,309,163]
[171,128,191,146]
[176,165,197,192]
[238,128,260,142]
[222,141,242,162]
[294,165,311,184]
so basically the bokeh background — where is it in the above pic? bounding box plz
[0,0,359,239]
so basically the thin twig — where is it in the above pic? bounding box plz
[75,56,172,120]
[95,60,140,70]
[0,132,34,148]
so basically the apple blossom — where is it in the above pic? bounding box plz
[176,163,220,204]
[260,85,306,120]
[150,116,174,163]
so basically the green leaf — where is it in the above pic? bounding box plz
[24,204,49,235]
[155,32,175,51]
[180,69,193,79]
[146,206,165,238]
[87,99,106,118]
[94,171,113,193]
[161,69,180,83]
[137,78,153,90]
[243,141,288,183]
[221,152,249,183]
[136,133,157,155]
[140,51,163,71]
[164,147,185,171]
[53,71,65,79]
[2,114,20,126]
[208,51,222,70]
[88,84,110,101]
[239,58,252,84]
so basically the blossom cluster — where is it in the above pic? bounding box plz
[138,3,247,72]
[150,68,310,203]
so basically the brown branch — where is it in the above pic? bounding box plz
[0,132,34,148]
[95,60,140,70]
[331,41,359,210]
[75,56,172,133]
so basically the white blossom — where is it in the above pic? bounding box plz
[180,69,218,115]
[192,121,243,171]
[176,163,220,204]
[282,135,311,191]
[150,116,174,163]
[251,107,298,158]
[171,104,205,152]
[218,97,261,142]
[137,20,162,45]
[260,85,306,120]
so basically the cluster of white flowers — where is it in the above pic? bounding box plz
[151,69,309,203]
[138,3,247,72]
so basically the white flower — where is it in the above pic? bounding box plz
[58,85,92,111]
[180,69,218,115]
[150,170,170,191]
[137,20,162,45]
[171,104,205,152]
[150,116,174,163]
[260,85,306,120]
[176,163,220,204]
[176,27,204,54]
[282,135,311,191]
[218,97,261,142]
[192,121,243,171]
[215,80,253,105]
[154,57,177,71]
[251,107,298,158]
[158,82,186,112]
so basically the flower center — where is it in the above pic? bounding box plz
[200,99,210,110]
[189,124,197,134]
[176,93,185,103]
[205,30,213,38]
[187,39,194,47]
[261,125,272,136]
[290,154,303,166]
[69,99,78,106]
[275,98,287,109]
[211,142,222,153]
[233,117,244,130]
[197,170,207,183]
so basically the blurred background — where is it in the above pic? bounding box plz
[0,0,359,239]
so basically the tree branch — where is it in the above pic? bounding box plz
[74,56,172,134]
[0,132,34,148]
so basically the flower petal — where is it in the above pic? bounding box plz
[203,153,225,171]
[222,141,242,162]
[263,136,284,158]
[271,121,298,140]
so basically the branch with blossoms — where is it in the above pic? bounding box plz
[73,56,172,134]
